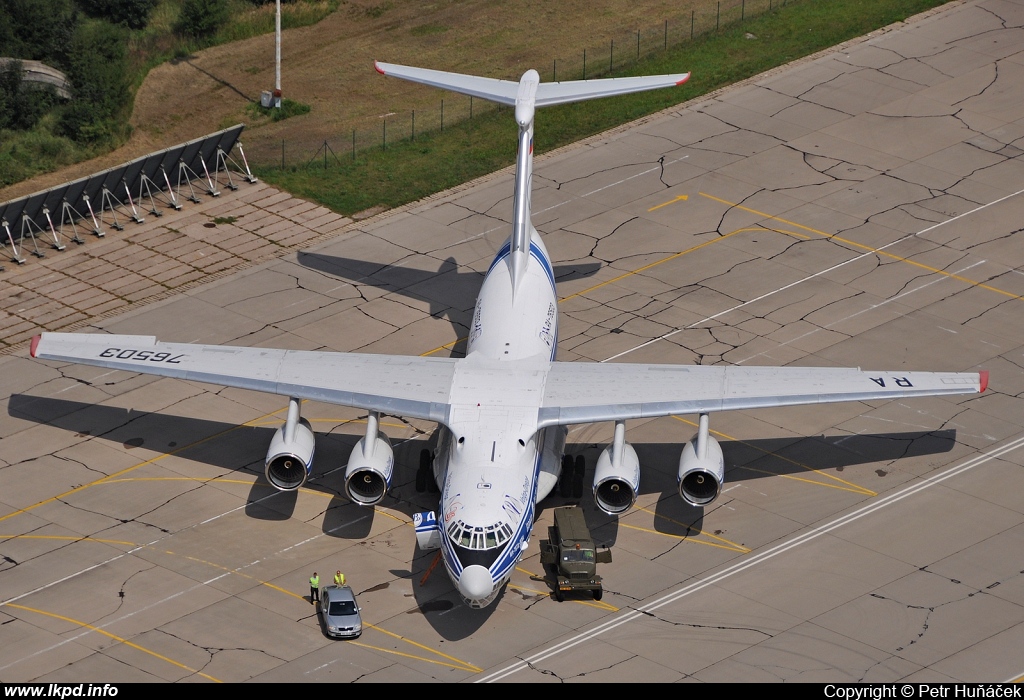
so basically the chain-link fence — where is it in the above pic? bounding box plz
[250,0,797,169]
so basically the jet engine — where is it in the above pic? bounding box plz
[593,421,640,515]
[344,412,394,505]
[265,398,315,490]
[678,413,725,506]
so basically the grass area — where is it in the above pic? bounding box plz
[246,98,313,123]
[256,0,949,216]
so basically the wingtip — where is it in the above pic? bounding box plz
[30,334,41,358]
[675,73,691,86]
[374,61,386,75]
[979,369,989,393]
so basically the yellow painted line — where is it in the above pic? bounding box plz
[0,534,138,546]
[2,534,476,674]
[633,505,750,553]
[507,582,618,610]
[0,406,288,525]
[559,226,757,305]
[415,221,806,358]
[765,226,810,240]
[672,416,876,497]
[619,522,748,552]
[420,338,462,358]
[420,220,806,356]
[348,638,479,672]
[647,194,689,211]
[700,192,1024,302]
[365,622,482,672]
[6,603,222,682]
[514,567,619,610]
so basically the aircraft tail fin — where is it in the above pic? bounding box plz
[375,61,690,298]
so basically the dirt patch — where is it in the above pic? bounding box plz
[0,0,733,201]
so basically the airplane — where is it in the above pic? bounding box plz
[30,62,988,609]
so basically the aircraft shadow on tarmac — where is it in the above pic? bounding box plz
[8,394,955,636]
[296,252,601,353]
[557,428,958,554]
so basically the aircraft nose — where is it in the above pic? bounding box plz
[458,565,493,601]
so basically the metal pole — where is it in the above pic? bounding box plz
[610,39,613,73]
[281,140,284,168]
[583,49,586,79]
[664,19,668,50]
[470,96,473,119]
[691,10,694,40]
[637,30,640,60]
[553,59,556,82]
[717,2,720,31]
[323,140,327,169]
[412,110,415,140]
[741,0,745,21]
[275,0,281,103]
[382,119,386,151]
[352,129,356,160]
[441,99,444,132]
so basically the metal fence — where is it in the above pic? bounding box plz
[249,0,799,169]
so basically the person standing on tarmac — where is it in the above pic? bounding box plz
[334,571,345,586]
[310,572,320,604]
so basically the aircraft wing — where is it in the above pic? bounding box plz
[536,362,987,427]
[31,333,457,423]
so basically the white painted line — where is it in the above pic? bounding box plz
[732,259,986,365]
[604,187,1024,362]
[478,434,1024,682]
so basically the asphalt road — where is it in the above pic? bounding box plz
[2,0,1023,683]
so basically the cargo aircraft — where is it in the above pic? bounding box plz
[31,63,987,608]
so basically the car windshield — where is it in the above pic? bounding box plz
[328,600,357,616]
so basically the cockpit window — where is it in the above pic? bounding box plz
[446,519,514,551]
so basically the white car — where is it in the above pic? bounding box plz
[319,585,362,639]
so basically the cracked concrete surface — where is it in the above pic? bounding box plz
[1,0,1024,683]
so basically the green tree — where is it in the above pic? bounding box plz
[0,60,59,131]
[0,0,78,68]
[56,20,130,142]
[174,0,230,38]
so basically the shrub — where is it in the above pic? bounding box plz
[174,0,230,38]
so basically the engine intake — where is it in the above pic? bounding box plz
[678,432,724,506]
[265,417,315,490]
[345,434,394,505]
[593,440,640,515]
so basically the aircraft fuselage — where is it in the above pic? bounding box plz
[433,233,564,607]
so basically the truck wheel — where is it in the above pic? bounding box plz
[593,588,603,601]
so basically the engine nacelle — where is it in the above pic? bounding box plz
[265,417,315,490]
[678,433,724,506]
[344,434,394,505]
[593,441,640,515]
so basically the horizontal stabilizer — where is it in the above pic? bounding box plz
[375,62,519,105]
[375,61,689,108]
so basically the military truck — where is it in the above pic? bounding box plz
[540,506,612,601]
